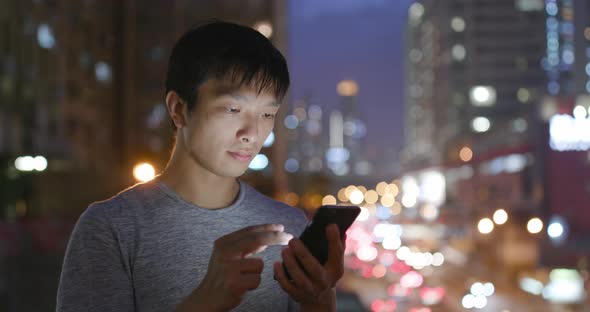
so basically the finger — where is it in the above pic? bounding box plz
[236,258,264,274]
[239,231,294,258]
[273,261,302,297]
[220,224,285,244]
[325,224,344,280]
[289,239,331,290]
[220,231,293,259]
[282,248,314,293]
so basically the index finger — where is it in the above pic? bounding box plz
[221,224,285,243]
[220,230,294,259]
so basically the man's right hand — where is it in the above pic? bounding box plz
[176,224,293,312]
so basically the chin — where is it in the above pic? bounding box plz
[214,165,249,178]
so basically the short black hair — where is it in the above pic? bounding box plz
[165,21,290,111]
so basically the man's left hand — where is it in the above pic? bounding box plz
[273,224,345,311]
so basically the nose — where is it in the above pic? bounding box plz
[237,115,259,144]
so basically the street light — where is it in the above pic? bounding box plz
[547,216,568,244]
[527,217,544,234]
[478,218,494,234]
[133,162,156,182]
[493,209,508,225]
[459,146,473,162]
[15,155,47,172]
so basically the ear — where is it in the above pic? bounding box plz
[165,91,188,129]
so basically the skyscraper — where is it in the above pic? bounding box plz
[402,0,547,170]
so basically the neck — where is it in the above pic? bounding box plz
[157,143,240,210]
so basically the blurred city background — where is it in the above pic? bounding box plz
[1,0,590,311]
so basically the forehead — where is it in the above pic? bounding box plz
[199,79,279,104]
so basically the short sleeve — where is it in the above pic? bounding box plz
[56,203,135,312]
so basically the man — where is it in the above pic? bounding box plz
[56,21,345,311]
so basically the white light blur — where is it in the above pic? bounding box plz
[382,236,402,250]
[419,170,446,206]
[420,287,445,306]
[400,271,424,288]
[397,246,411,261]
[472,117,491,133]
[470,86,497,106]
[284,158,299,173]
[470,282,485,296]
[520,277,544,295]
[548,216,568,244]
[15,155,48,172]
[402,176,420,197]
[330,162,349,176]
[284,115,299,129]
[542,269,586,304]
[478,218,494,234]
[573,105,588,119]
[402,194,417,208]
[483,283,495,296]
[373,223,402,240]
[356,206,370,221]
[450,16,466,32]
[357,246,378,262]
[37,24,55,49]
[420,204,439,221]
[95,62,112,83]
[325,147,350,163]
[462,294,475,309]
[409,2,425,20]
[248,154,269,171]
[549,114,590,151]
[349,190,364,205]
[547,222,564,238]
[493,209,508,225]
[15,156,35,172]
[473,295,488,309]
[527,218,543,234]
[432,252,444,266]
[504,154,527,173]
[33,156,48,171]
[263,131,275,147]
[452,44,466,61]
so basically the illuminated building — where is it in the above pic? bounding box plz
[402,0,590,269]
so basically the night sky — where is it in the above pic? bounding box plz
[288,0,413,155]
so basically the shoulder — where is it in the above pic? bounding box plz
[76,181,156,232]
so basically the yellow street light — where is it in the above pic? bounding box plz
[133,162,156,182]
[527,218,543,234]
[493,209,508,225]
[478,218,494,234]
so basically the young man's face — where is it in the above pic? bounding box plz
[179,78,280,178]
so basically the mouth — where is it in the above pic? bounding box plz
[227,151,253,163]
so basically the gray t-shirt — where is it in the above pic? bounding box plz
[56,179,309,311]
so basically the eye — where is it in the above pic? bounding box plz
[228,108,240,113]
[263,113,276,119]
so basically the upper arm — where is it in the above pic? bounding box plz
[56,204,135,312]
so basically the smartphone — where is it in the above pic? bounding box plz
[282,205,360,280]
